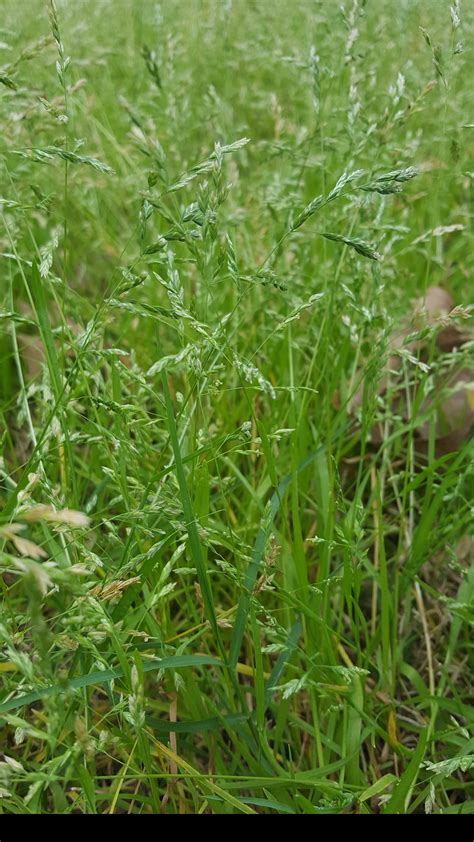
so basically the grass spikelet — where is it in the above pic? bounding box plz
[322,231,382,260]
[0,0,472,817]
[20,505,90,528]
[14,146,115,174]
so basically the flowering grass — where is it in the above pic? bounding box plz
[0,0,473,815]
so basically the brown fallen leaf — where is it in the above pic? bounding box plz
[424,285,470,351]
[423,285,453,316]
[351,285,473,455]
[17,333,45,380]
[415,367,474,456]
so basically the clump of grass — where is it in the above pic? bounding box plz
[0,0,473,815]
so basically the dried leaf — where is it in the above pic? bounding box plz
[416,368,474,455]
[350,286,473,455]
[423,285,453,317]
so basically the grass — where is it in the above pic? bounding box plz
[0,0,473,815]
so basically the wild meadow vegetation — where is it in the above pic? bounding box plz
[0,0,473,815]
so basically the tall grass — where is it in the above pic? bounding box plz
[0,0,472,814]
